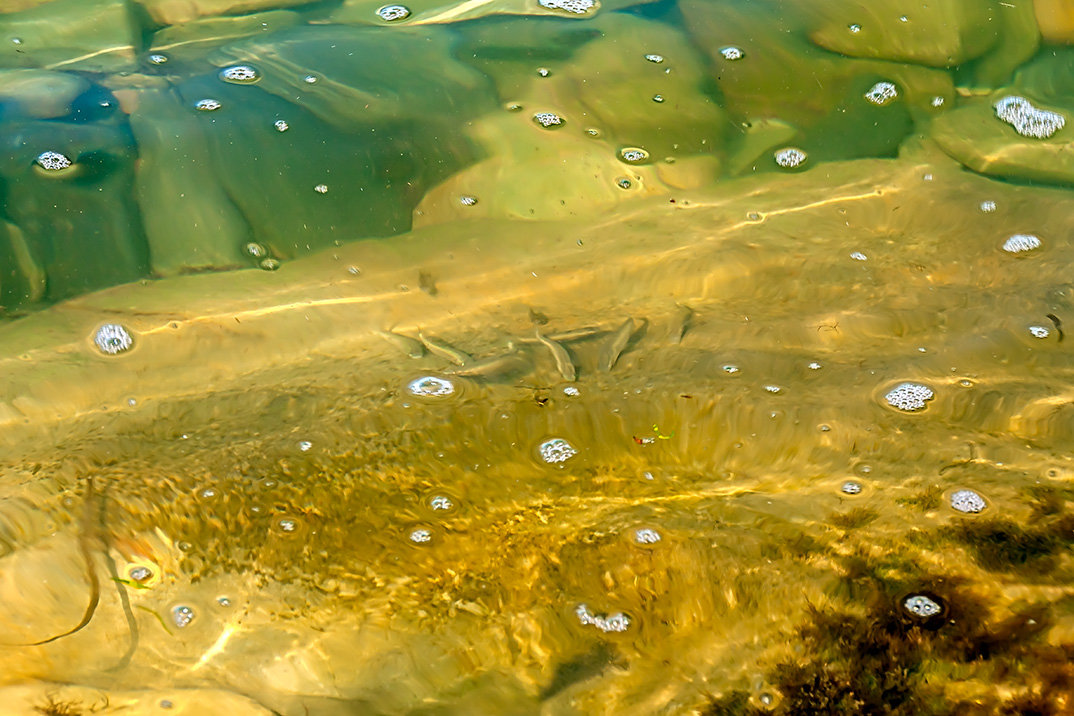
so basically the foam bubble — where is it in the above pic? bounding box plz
[576,604,630,632]
[950,489,986,514]
[538,0,595,14]
[774,147,806,168]
[720,46,744,61]
[219,65,260,84]
[533,112,564,128]
[539,438,577,464]
[1002,233,1041,253]
[35,151,72,171]
[195,99,221,111]
[408,376,455,397]
[644,53,664,64]
[865,81,897,106]
[377,4,411,20]
[884,382,934,412]
[903,594,941,618]
[841,481,862,495]
[994,96,1065,139]
[94,324,134,355]
[618,147,650,164]
[634,528,661,544]
[172,605,195,628]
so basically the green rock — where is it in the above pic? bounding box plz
[0,0,141,73]
[147,10,302,64]
[0,69,89,118]
[806,0,997,68]
[931,95,1074,185]
[0,120,148,303]
[129,89,252,275]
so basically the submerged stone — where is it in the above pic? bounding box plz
[148,10,301,64]
[0,70,90,120]
[137,0,319,25]
[0,0,140,72]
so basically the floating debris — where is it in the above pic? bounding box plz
[376,4,411,21]
[94,324,133,355]
[538,0,595,14]
[539,438,577,464]
[576,604,630,633]
[903,594,942,618]
[994,96,1065,139]
[950,489,986,514]
[884,382,934,412]
[128,566,152,583]
[407,376,455,397]
[1002,233,1041,253]
[774,147,806,169]
[864,81,898,106]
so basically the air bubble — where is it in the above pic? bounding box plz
[644,53,664,64]
[219,65,260,84]
[377,4,410,20]
[35,151,72,172]
[994,96,1065,139]
[429,495,454,511]
[128,566,152,582]
[459,195,478,206]
[618,147,650,164]
[841,481,862,495]
[195,99,221,111]
[616,177,632,189]
[409,528,432,543]
[1002,233,1041,253]
[719,46,744,61]
[298,440,312,451]
[94,324,133,355]
[274,119,289,132]
[652,94,664,103]
[537,67,551,77]
[807,361,822,370]
[538,0,595,14]
[259,258,280,271]
[278,518,297,532]
[864,81,898,106]
[148,53,168,65]
[931,96,944,107]
[539,438,577,464]
[563,385,580,396]
[903,594,942,618]
[172,605,195,628]
[576,604,630,633]
[244,242,267,258]
[533,112,564,128]
[850,251,867,261]
[314,184,328,194]
[774,147,806,169]
[848,23,861,33]
[979,200,996,213]
[722,364,740,374]
[303,75,318,84]
[634,528,661,544]
[884,382,934,412]
[408,376,455,397]
[950,489,986,514]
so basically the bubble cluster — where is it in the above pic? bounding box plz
[538,0,595,14]
[148,53,168,65]
[298,440,312,452]
[618,147,649,163]
[314,184,328,194]
[994,96,1065,139]
[1002,233,1041,253]
[408,376,455,397]
[35,151,72,171]
[979,200,996,213]
[950,489,986,514]
[409,528,432,543]
[172,605,195,628]
[848,23,861,33]
[903,594,942,618]
[304,75,318,84]
[536,67,551,78]
[763,384,781,394]
[533,112,564,128]
[634,528,661,544]
[774,147,806,168]
[722,364,740,374]
[278,518,297,532]
[274,119,289,132]
[841,481,862,495]
[931,96,944,107]
[94,323,134,355]
[864,81,897,106]
[539,438,577,464]
[219,65,259,84]
[1029,325,1050,339]
[459,195,478,206]
[644,53,664,63]
[576,604,630,633]
[563,385,580,396]
[128,566,153,583]
[883,382,933,412]
[195,99,221,111]
[720,46,744,61]
[850,251,867,261]
[376,4,411,20]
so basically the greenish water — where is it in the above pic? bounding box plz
[1,1,1074,714]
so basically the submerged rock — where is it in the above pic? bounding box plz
[147,10,302,64]
[0,69,89,119]
[0,0,141,72]
[136,0,318,25]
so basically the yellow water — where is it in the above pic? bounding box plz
[1,1,1074,714]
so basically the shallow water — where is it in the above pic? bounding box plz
[1,1,1074,714]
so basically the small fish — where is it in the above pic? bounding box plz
[670,304,693,344]
[598,318,636,372]
[535,328,576,382]
[419,331,472,366]
[376,330,424,359]
[518,326,604,344]
[448,343,529,378]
